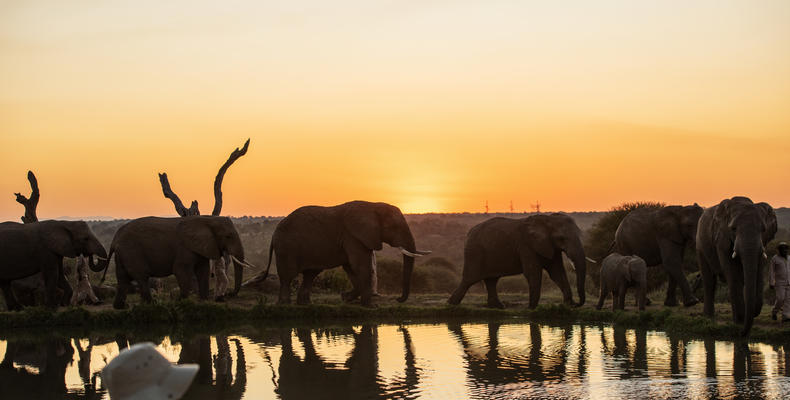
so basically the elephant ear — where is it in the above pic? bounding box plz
[41,223,78,257]
[521,218,554,259]
[343,204,383,251]
[712,199,732,244]
[655,207,684,244]
[756,202,777,245]
[177,218,222,259]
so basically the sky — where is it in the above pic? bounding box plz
[1,1,789,220]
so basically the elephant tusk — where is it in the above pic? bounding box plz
[399,248,432,257]
[585,257,597,264]
[96,256,108,261]
[763,251,768,259]
[230,255,256,269]
[732,250,737,259]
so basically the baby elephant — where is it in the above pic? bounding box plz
[596,253,647,311]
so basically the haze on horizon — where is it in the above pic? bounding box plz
[1,1,789,222]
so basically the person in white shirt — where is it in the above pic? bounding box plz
[769,242,790,322]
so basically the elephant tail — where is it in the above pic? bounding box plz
[98,248,115,285]
[242,240,274,288]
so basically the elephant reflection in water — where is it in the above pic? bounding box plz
[271,325,419,399]
[0,338,75,399]
[447,322,575,390]
[176,336,247,400]
[599,326,649,379]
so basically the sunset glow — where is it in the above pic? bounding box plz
[1,1,789,220]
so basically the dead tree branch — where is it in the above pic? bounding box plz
[212,138,250,216]
[158,173,200,216]
[14,170,39,223]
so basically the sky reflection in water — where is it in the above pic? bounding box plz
[0,321,788,399]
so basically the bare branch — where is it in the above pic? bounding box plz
[158,172,200,216]
[211,138,250,216]
[14,170,39,223]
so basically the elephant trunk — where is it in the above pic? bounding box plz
[567,241,587,307]
[396,235,417,303]
[736,235,762,336]
[88,245,109,273]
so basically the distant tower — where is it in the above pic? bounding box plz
[530,200,541,214]
[485,200,489,214]
[510,200,514,213]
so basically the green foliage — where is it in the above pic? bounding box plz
[584,201,666,290]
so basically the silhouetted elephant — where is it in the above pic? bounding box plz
[261,201,430,306]
[596,253,647,311]
[0,338,75,399]
[613,204,703,307]
[0,220,107,310]
[272,324,418,399]
[94,216,253,309]
[449,213,590,308]
[696,197,777,335]
[176,335,247,400]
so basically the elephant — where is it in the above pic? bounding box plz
[94,216,253,309]
[696,196,777,336]
[0,220,107,310]
[596,253,647,311]
[448,213,590,309]
[259,201,430,306]
[0,338,75,399]
[613,204,703,307]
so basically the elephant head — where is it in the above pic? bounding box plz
[522,213,588,306]
[712,197,777,334]
[342,201,430,303]
[39,221,108,269]
[178,216,250,295]
[623,256,648,310]
[657,204,704,247]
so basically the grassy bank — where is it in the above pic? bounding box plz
[1,293,789,344]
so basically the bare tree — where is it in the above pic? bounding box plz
[14,171,39,223]
[159,139,250,217]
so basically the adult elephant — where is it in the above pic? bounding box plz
[94,216,253,309]
[260,201,430,306]
[613,204,703,306]
[0,220,107,310]
[696,196,777,336]
[448,213,590,308]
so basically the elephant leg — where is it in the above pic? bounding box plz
[448,278,476,305]
[545,256,573,306]
[113,259,131,310]
[57,261,73,307]
[728,269,746,324]
[41,261,60,309]
[341,264,361,303]
[618,285,627,311]
[484,277,504,309]
[195,259,210,301]
[698,254,716,317]
[137,279,153,303]
[348,248,374,307]
[665,276,679,306]
[659,243,698,307]
[174,265,196,300]
[524,265,543,309]
[0,282,22,311]
[596,281,608,310]
[297,269,319,305]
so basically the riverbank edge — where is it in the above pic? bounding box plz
[1,301,789,344]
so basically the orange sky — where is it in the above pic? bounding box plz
[1,1,789,221]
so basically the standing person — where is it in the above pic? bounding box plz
[769,242,790,322]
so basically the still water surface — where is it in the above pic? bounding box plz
[1,320,788,399]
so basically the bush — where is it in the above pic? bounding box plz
[584,202,665,290]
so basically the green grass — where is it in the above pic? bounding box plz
[1,293,788,344]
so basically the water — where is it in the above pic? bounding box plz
[1,320,788,399]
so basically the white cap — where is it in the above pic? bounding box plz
[101,342,199,400]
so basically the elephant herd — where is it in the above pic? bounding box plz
[0,196,779,335]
